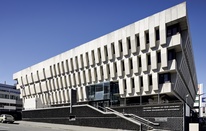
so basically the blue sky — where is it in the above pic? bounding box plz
[0,0,205,92]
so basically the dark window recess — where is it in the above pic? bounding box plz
[131,78,135,88]
[167,24,180,37]
[111,43,115,55]
[147,54,151,65]
[119,40,123,52]
[145,31,149,43]
[92,50,95,62]
[168,49,176,61]
[135,34,140,47]
[138,57,142,67]
[127,37,131,49]
[156,28,160,41]
[122,61,125,71]
[159,73,171,84]
[140,77,143,87]
[149,75,153,86]
[114,62,117,73]
[124,79,127,89]
[107,64,110,75]
[104,46,108,57]
[157,52,161,63]
[130,58,133,69]
[98,48,101,59]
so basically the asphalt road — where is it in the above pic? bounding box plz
[0,121,123,131]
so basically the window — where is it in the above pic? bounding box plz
[129,58,133,69]
[168,49,176,60]
[167,24,180,37]
[98,48,101,60]
[147,54,151,65]
[138,56,142,67]
[121,60,125,71]
[135,34,140,47]
[111,43,115,55]
[159,73,171,84]
[131,78,135,88]
[157,51,161,63]
[127,37,131,50]
[149,75,153,86]
[155,28,160,41]
[114,62,117,73]
[104,46,108,57]
[140,76,143,87]
[119,40,123,52]
[86,52,89,66]
[80,54,84,68]
[124,79,127,89]
[145,31,149,44]
[91,50,95,64]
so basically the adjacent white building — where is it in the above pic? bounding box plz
[0,83,22,112]
[13,2,198,111]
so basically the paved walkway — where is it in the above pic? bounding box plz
[17,121,130,131]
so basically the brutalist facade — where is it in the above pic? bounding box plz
[14,2,197,131]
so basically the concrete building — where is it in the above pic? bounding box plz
[0,83,22,119]
[13,2,198,130]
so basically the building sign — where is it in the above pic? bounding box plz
[143,105,180,112]
[155,118,168,122]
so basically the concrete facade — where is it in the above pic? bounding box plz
[13,2,197,111]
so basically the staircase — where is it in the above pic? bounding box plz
[86,104,159,130]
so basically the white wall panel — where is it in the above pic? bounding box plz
[45,69,52,79]
[35,83,41,94]
[151,51,158,70]
[69,58,74,72]
[41,81,48,92]
[60,90,65,103]
[115,40,121,58]
[160,11,166,45]
[82,86,87,100]
[107,43,114,60]
[33,72,39,82]
[89,51,95,66]
[133,56,139,74]
[141,54,148,72]
[117,60,123,77]
[77,87,83,100]
[58,76,63,89]
[78,55,83,69]
[131,35,137,54]
[134,76,141,93]
[110,63,116,78]
[71,73,76,87]
[103,64,109,80]
[86,69,91,84]
[27,74,33,84]
[54,78,59,90]
[22,76,28,85]
[140,20,146,51]
[50,79,55,91]
[60,62,65,74]
[30,84,36,95]
[101,46,107,62]
[152,73,159,91]
[126,78,132,94]
[161,48,168,68]
[83,53,89,68]
[76,72,81,86]
[95,48,101,64]
[64,89,70,102]
[62,76,67,88]
[97,66,103,81]
[143,75,149,92]
[123,38,129,56]
[56,63,60,76]
[24,86,30,96]
[66,75,71,88]
[74,57,79,71]
[149,16,156,48]
[91,68,97,82]
[125,59,130,75]
[119,79,125,95]
[80,71,86,85]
